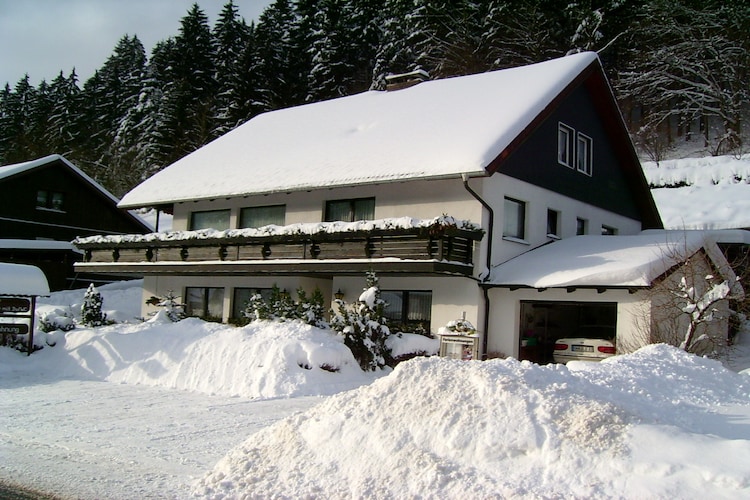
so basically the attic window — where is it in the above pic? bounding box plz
[576,133,593,176]
[557,123,575,167]
[36,190,65,211]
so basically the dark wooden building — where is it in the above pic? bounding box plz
[0,154,151,290]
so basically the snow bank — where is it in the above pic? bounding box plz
[644,155,750,230]
[195,346,750,499]
[13,318,379,400]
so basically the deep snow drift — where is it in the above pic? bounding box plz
[2,280,750,499]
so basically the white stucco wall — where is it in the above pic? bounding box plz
[476,173,644,265]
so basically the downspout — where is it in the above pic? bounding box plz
[461,173,493,359]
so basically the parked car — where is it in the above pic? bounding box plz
[553,338,616,364]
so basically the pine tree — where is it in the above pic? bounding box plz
[81,284,108,327]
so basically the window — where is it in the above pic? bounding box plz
[576,217,587,235]
[558,123,575,167]
[576,132,593,176]
[325,197,375,222]
[601,225,617,236]
[503,197,526,240]
[546,209,560,238]
[381,290,432,333]
[232,287,273,320]
[240,205,285,228]
[185,287,224,320]
[36,190,65,211]
[190,209,230,230]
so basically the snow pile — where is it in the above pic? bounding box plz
[195,346,750,499]
[644,155,750,229]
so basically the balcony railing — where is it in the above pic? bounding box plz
[73,216,484,277]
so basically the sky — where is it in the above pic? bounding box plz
[0,0,272,88]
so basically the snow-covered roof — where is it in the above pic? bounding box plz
[486,231,734,288]
[119,52,600,208]
[0,262,50,296]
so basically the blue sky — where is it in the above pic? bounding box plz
[0,0,271,88]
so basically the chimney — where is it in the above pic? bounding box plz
[385,69,430,91]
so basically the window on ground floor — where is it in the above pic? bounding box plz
[231,287,274,322]
[547,209,560,238]
[601,225,617,236]
[381,290,432,334]
[185,287,224,321]
[576,217,588,235]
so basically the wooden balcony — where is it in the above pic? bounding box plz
[73,222,484,277]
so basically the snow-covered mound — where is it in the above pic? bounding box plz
[195,346,750,499]
[644,155,750,230]
[6,318,379,400]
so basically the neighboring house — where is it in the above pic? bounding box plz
[0,154,152,290]
[73,51,699,361]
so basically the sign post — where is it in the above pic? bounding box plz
[0,296,36,355]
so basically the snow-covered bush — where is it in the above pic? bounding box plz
[330,271,391,371]
[437,318,477,336]
[243,285,327,328]
[295,287,328,328]
[81,284,109,327]
[145,290,185,322]
[39,307,76,333]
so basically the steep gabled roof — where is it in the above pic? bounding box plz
[119,52,601,208]
[0,154,152,231]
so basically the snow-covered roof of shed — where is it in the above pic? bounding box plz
[0,263,50,296]
[119,52,600,208]
[486,231,733,289]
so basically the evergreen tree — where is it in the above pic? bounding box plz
[81,283,108,327]
[45,69,82,159]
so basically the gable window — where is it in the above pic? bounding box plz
[185,287,224,321]
[381,290,432,333]
[601,225,617,236]
[546,209,560,238]
[576,132,593,176]
[576,217,588,235]
[325,197,375,222]
[190,209,230,230]
[557,123,575,167]
[240,205,285,228]
[503,197,526,240]
[36,190,65,211]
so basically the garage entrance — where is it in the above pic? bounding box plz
[518,301,617,364]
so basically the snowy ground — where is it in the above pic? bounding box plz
[2,280,750,499]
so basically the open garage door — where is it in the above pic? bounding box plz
[519,301,617,364]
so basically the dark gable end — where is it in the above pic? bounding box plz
[485,59,662,230]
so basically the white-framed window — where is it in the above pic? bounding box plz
[576,132,593,176]
[503,197,526,240]
[546,209,560,238]
[576,217,588,235]
[190,209,230,230]
[558,123,575,167]
[240,205,285,228]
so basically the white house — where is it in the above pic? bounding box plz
[75,51,730,362]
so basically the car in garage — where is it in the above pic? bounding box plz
[553,338,616,364]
